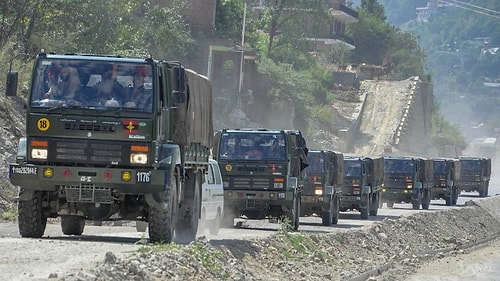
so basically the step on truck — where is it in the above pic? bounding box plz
[301,150,343,226]
[381,156,434,210]
[6,50,213,243]
[431,158,461,206]
[341,156,384,219]
[213,129,309,230]
[456,157,491,197]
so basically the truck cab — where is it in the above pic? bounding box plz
[301,150,343,226]
[341,156,384,219]
[431,158,460,206]
[381,156,434,210]
[213,128,308,230]
[457,157,491,197]
[6,50,213,243]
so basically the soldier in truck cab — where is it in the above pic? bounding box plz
[124,67,153,111]
[92,64,124,107]
[44,66,81,104]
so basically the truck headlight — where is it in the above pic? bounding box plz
[31,148,48,159]
[130,153,148,164]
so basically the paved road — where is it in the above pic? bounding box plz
[406,238,500,281]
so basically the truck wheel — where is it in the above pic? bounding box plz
[445,196,452,206]
[136,221,148,232]
[369,193,379,216]
[175,170,201,244]
[18,189,47,238]
[412,193,422,210]
[452,187,458,206]
[479,186,488,197]
[149,176,178,243]
[360,195,370,219]
[292,195,300,231]
[222,210,235,228]
[421,190,430,210]
[386,201,394,208]
[209,208,222,235]
[321,199,333,226]
[332,196,340,225]
[61,215,85,235]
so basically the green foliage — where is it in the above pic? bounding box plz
[0,209,17,221]
[137,242,183,253]
[190,245,223,271]
[431,113,468,152]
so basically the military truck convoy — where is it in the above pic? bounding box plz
[5,51,494,241]
[7,50,213,243]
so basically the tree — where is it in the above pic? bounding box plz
[256,0,331,62]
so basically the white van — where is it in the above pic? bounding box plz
[199,159,224,235]
[136,159,224,235]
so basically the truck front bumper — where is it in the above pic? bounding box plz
[9,163,168,194]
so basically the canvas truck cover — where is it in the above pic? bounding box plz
[173,69,213,148]
[367,157,384,186]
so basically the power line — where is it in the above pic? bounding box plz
[438,0,500,19]
[448,0,500,15]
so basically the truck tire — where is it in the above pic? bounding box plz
[445,196,452,206]
[61,215,85,235]
[18,189,47,238]
[360,194,370,220]
[292,195,300,231]
[412,192,422,210]
[332,196,340,225]
[479,185,488,197]
[136,221,148,232]
[222,210,235,228]
[149,175,178,243]
[421,189,431,210]
[175,170,201,244]
[321,199,334,226]
[369,193,379,216]
[209,208,222,235]
[452,187,459,206]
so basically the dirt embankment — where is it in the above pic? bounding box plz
[55,196,500,281]
[340,76,433,157]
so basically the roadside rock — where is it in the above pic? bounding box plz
[60,196,500,281]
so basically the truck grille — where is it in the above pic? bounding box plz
[231,177,272,189]
[48,140,126,165]
[64,184,114,204]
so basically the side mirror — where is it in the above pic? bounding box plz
[6,71,18,97]
[173,66,185,93]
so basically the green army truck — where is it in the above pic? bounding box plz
[6,50,213,243]
[456,157,491,197]
[213,129,308,230]
[341,156,384,219]
[381,156,434,210]
[431,158,461,206]
[301,150,343,226]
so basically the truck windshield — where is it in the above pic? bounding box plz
[344,160,362,176]
[30,58,154,112]
[433,161,447,175]
[384,159,415,173]
[306,152,324,173]
[218,132,286,161]
[461,160,481,172]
